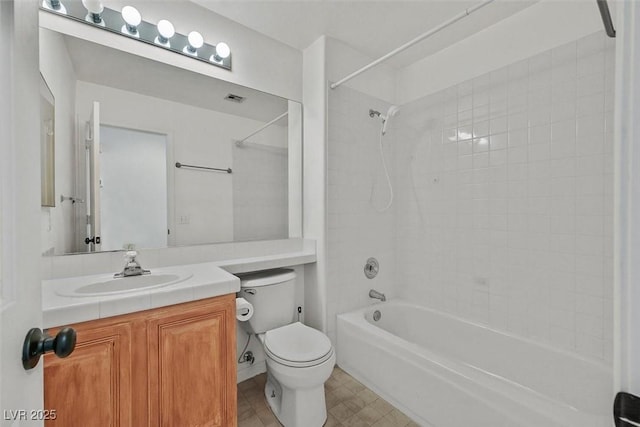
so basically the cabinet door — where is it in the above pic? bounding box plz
[147,295,237,427]
[44,321,133,427]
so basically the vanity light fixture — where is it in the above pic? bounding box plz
[81,0,103,25]
[121,5,142,37]
[40,2,231,70]
[184,31,204,55]
[155,20,175,47]
[42,0,66,14]
[210,42,230,63]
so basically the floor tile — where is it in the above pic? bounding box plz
[237,365,416,427]
[325,413,345,427]
[329,402,358,422]
[238,413,264,427]
[355,406,386,424]
[369,398,395,416]
[333,385,356,401]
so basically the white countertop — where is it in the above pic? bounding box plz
[215,250,316,274]
[42,246,317,328]
[42,262,239,328]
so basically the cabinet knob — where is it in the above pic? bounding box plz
[22,327,77,370]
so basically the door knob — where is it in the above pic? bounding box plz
[22,327,76,370]
[614,392,640,426]
[85,236,100,245]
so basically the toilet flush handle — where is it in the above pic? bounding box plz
[243,289,256,295]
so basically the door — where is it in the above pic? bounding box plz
[87,102,102,252]
[0,0,46,423]
[613,2,640,426]
[99,126,168,251]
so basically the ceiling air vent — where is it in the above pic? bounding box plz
[224,93,245,103]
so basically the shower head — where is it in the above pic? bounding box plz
[385,105,400,119]
[382,105,400,135]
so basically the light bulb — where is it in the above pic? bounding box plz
[157,20,174,40]
[121,6,141,35]
[82,0,103,24]
[211,42,230,62]
[82,0,102,14]
[155,19,175,46]
[184,31,204,55]
[42,0,67,14]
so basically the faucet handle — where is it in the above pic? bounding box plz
[124,250,138,262]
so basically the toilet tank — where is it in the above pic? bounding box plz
[238,269,296,334]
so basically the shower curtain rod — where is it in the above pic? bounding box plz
[596,0,616,37]
[234,111,288,146]
[330,0,495,90]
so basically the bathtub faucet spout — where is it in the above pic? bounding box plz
[369,289,386,302]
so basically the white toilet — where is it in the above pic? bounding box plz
[239,269,335,427]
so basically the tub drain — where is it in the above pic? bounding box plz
[373,310,381,321]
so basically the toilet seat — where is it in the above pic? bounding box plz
[264,322,334,368]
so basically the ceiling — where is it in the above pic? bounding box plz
[60,33,289,124]
[191,0,538,69]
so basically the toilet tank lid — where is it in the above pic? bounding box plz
[239,268,296,288]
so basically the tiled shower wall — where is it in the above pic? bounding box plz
[326,88,396,343]
[232,143,289,241]
[395,31,615,362]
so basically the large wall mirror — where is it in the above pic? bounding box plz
[39,27,302,255]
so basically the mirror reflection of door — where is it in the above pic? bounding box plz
[40,75,55,207]
[86,101,101,252]
[96,125,168,252]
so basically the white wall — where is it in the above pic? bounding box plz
[288,100,303,238]
[39,0,302,102]
[303,37,396,337]
[39,28,77,254]
[232,143,288,241]
[302,37,328,332]
[75,81,287,247]
[326,37,397,105]
[326,86,398,344]
[394,31,615,362]
[398,0,606,104]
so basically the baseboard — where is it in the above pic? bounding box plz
[237,360,267,383]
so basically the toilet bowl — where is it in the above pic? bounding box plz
[260,322,335,426]
[238,269,335,427]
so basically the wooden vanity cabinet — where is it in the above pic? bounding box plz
[44,294,237,427]
[146,295,237,427]
[44,319,137,427]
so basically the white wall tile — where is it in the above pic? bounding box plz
[389,32,613,363]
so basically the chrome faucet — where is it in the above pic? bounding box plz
[369,289,386,302]
[114,251,150,278]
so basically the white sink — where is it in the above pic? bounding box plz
[55,273,194,297]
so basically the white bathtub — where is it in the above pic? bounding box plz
[336,300,612,427]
